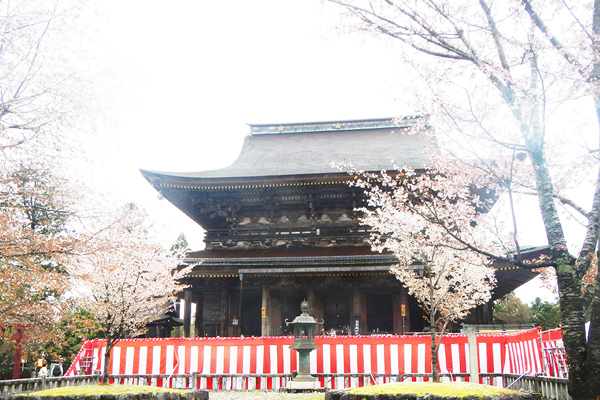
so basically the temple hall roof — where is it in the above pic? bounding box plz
[141,116,432,181]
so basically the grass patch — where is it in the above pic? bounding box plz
[22,384,187,397]
[347,382,521,397]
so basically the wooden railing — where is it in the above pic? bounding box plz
[504,374,570,400]
[0,373,570,400]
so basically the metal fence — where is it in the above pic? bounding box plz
[0,372,571,400]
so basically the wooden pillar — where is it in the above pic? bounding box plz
[195,292,203,337]
[312,292,324,335]
[261,286,271,337]
[237,274,244,337]
[351,284,364,335]
[271,294,282,335]
[307,287,316,315]
[360,292,367,334]
[220,288,230,337]
[393,286,410,334]
[183,288,193,337]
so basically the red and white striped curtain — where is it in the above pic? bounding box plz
[66,328,560,389]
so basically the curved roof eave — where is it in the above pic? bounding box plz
[141,118,434,183]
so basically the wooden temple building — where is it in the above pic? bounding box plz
[140,117,539,338]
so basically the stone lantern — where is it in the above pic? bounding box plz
[285,299,323,390]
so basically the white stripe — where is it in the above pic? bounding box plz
[270,345,278,374]
[202,346,211,374]
[112,347,121,374]
[363,345,371,373]
[478,343,487,373]
[229,346,238,374]
[350,345,358,374]
[492,343,501,373]
[283,345,291,374]
[152,347,161,374]
[256,346,264,374]
[178,346,186,374]
[404,344,412,374]
[227,346,237,390]
[502,344,510,374]
[390,344,399,375]
[189,346,198,373]
[216,346,225,374]
[269,345,278,389]
[336,344,345,389]
[139,347,147,375]
[417,343,426,373]
[438,344,447,373]
[310,348,317,374]
[230,347,241,390]
[492,342,502,386]
[451,344,461,374]
[377,344,385,374]
[336,344,344,373]
[125,347,134,375]
[242,346,251,374]
[165,345,174,375]
[93,348,100,374]
[322,344,331,374]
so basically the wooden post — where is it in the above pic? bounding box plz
[261,286,270,336]
[351,285,362,335]
[220,288,230,337]
[183,289,192,337]
[11,326,25,379]
[194,292,203,337]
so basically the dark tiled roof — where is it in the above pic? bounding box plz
[141,116,432,180]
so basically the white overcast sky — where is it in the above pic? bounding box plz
[86,0,556,302]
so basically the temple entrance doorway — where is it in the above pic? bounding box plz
[366,294,393,334]
[241,295,262,337]
[324,295,350,334]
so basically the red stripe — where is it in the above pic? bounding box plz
[370,343,378,374]
[343,343,351,375]
[396,343,405,375]
[384,344,392,375]
[357,343,365,374]
[132,347,140,375]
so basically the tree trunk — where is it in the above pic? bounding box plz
[430,319,439,382]
[102,339,117,384]
[529,147,595,399]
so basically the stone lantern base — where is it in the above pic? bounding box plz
[285,380,323,391]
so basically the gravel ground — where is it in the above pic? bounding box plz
[207,391,324,400]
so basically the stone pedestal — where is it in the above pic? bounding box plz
[283,300,324,392]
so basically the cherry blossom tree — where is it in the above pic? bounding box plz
[68,204,193,379]
[349,166,496,381]
[0,0,101,162]
[323,1,600,397]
